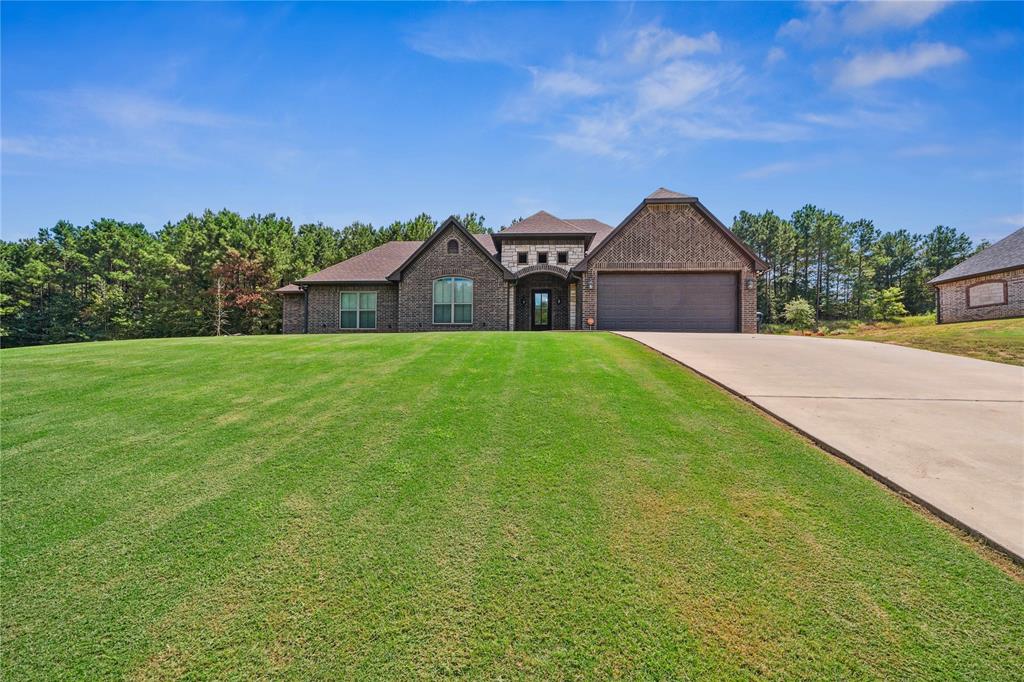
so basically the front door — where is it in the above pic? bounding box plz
[532,290,551,330]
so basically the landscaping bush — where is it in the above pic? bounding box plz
[782,298,816,329]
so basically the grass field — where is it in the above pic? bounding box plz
[837,316,1024,365]
[2,333,1022,679]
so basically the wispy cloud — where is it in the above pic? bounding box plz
[740,159,823,180]
[529,68,604,97]
[779,1,950,41]
[835,42,967,88]
[997,213,1024,226]
[626,27,721,63]
[34,88,243,129]
[765,46,786,67]
[893,143,954,158]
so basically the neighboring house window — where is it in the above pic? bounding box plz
[447,239,459,254]
[967,280,1007,308]
[538,252,548,264]
[340,291,377,329]
[518,252,528,264]
[557,251,568,264]
[433,277,473,324]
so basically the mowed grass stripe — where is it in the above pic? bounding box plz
[1,333,1021,680]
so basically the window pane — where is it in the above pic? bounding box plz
[359,292,377,310]
[453,278,473,304]
[434,304,451,323]
[340,310,358,328]
[358,311,376,329]
[454,304,472,324]
[340,293,358,310]
[433,278,452,304]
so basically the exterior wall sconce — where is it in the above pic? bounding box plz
[745,278,754,290]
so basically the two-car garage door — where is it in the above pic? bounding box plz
[596,272,738,332]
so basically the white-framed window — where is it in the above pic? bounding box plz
[433,277,473,324]
[340,291,377,329]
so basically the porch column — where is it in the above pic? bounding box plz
[569,283,577,330]
[508,283,516,330]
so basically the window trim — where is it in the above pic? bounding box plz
[432,276,474,325]
[339,290,378,330]
[517,251,528,265]
[556,251,569,264]
[537,251,548,264]
[966,279,1008,309]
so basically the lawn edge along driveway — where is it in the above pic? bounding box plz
[618,331,1024,565]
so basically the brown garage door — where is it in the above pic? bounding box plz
[597,272,738,332]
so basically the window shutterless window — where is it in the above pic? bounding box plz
[557,251,568,264]
[517,252,528,264]
[538,252,548,264]
[433,277,473,324]
[340,291,377,329]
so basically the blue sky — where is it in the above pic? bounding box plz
[2,1,1022,242]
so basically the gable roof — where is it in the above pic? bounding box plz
[929,227,1024,285]
[273,283,303,294]
[493,211,611,250]
[574,188,769,271]
[387,216,512,281]
[566,219,614,250]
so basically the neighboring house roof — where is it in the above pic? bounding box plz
[928,227,1024,285]
[574,187,769,271]
[646,187,696,201]
[273,283,303,294]
[388,216,513,282]
[296,241,422,284]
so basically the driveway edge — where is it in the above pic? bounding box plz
[619,333,1024,566]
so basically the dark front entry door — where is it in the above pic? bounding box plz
[532,290,551,330]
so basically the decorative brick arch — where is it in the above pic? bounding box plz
[514,263,573,280]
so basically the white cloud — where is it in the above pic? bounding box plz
[779,1,950,41]
[35,88,241,129]
[636,61,739,111]
[835,42,967,88]
[740,160,815,180]
[627,26,721,64]
[997,213,1024,226]
[529,68,604,97]
[842,1,949,33]
[765,46,787,66]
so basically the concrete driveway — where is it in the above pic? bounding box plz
[617,332,1024,561]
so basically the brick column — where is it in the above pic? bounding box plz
[507,284,516,330]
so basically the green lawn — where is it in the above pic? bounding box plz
[2,333,1022,679]
[838,316,1024,365]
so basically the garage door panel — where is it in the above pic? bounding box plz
[597,272,737,332]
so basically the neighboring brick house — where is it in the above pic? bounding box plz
[275,188,768,334]
[929,227,1024,324]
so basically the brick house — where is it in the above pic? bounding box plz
[929,227,1024,324]
[275,188,768,334]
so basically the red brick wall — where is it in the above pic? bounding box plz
[397,225,509,331]
[305,283,399,333]
[281,294,304,333]
[580,203,759,333]
[936,268,1024,324]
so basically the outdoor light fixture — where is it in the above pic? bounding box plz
[745,278,754,290]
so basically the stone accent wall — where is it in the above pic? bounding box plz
[397,225,509,331]
[305,283,399,333]
[936,267,1024,324]
[579,203,759,333]
[281,294,304,333]
[514,274,569,330]
[500,238,586,274]
[568,283,577,330]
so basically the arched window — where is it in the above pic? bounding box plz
[433,277,473,324]
[447,239,459,254]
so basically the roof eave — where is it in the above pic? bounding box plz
[929,263,1024,286]
[493,231,596,249]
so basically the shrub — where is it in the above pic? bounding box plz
[782,298,815,330]
[877,287,908,321]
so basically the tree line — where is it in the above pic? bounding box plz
[730,206,983,323]
[0,210,487,347]
[0,204,986,346]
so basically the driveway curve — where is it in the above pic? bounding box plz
[618,332,1024,561]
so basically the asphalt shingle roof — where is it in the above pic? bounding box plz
[929,227,1024,284]
[646,187,695,201]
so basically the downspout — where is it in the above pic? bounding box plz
[302,285,309,334]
